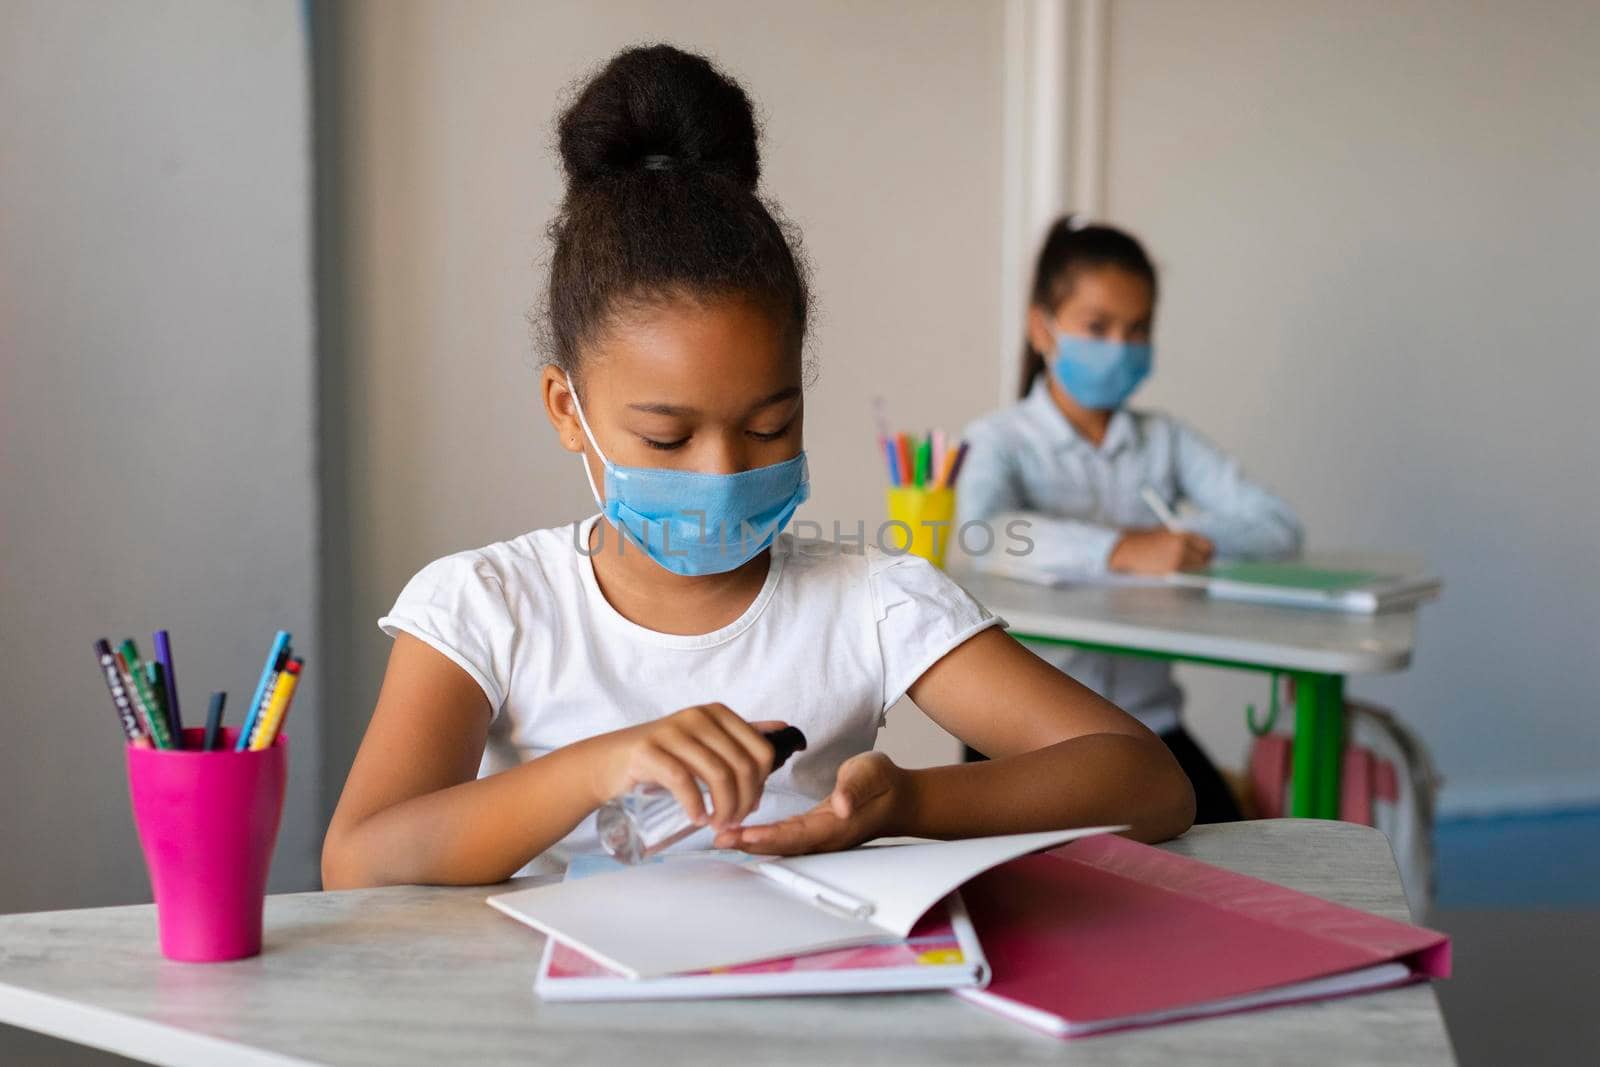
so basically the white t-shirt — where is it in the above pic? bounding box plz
[378,514,1004,875]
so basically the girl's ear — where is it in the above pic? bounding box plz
[1026,306,1059,359]
[541,365,585,454]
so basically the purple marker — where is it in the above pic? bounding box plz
[154,630,183,742]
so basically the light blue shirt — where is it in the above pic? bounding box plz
[953,375,1303,733]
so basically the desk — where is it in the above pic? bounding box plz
[0,820,1452,1066]
[955,557,1436,819]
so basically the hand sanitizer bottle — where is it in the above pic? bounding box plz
[596,726,808,864]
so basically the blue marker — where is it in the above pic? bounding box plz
[236,630,292,751]
[153,630,183,741]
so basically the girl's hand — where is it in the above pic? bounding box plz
[1109,528,1214,574]
[589,705,782,831]
[714,752,908,855]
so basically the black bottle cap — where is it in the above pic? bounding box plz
[761,726,808,771]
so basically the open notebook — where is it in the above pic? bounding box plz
[489,827,1115,980]
[534,855,988,1000]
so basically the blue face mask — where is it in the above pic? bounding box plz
[1050,332,1153,410]
[567,376,809,576]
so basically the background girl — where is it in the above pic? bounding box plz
[322,48,1192,887]
[956,217,1303,823]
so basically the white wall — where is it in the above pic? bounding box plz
[0,0,319,911]
[322,0,1007,784]
[1101,0,1600,810]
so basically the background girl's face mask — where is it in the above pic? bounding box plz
[1050,332,1153,410]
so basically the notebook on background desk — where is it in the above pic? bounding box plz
[954,557,1440,614]
[1187,561,1442,614]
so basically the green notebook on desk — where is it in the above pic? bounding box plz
[1189,562,1440,614]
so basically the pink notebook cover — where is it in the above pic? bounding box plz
[959,834,1450,1037]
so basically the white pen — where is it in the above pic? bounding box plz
[1140,486,1183,533]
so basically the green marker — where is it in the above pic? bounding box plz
[120,639,173,749]
[145,662,176,749]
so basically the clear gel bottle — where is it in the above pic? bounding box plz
[596,725,808,864]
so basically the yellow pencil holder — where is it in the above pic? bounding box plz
[885,487,957,569]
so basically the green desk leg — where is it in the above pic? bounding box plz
[1290,672,1345,818]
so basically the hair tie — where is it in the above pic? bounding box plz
[641,154,676,171]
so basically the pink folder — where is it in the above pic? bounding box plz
[957,834,1450,1038]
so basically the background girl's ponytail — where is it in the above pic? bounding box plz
[1018,214,1158,398]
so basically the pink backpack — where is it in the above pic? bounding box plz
[1249,699,1441,918]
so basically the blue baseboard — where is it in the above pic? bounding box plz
[1435,808,1600,908]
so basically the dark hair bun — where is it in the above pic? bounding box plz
[558,44,761,191]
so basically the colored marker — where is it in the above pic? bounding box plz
[915,436,931,488]
[119,639,173,749]
[237,630,292,751]
[113,651,155,741]
[883,437,901,486]
[275,662,303,736]
[203,691,227,751]
[153,630,183,739]
[872,397,893,483]
[895,434,913,490]
[933,444,958,489]
[244,645,290,749]
[250,659,301,750]
[94,639,147,746]
[944,441,970,488]
[145,662,172,746]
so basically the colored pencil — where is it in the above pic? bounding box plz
[119,639,173,749]
[944,441,971,488]
[895,434,913,489]
[153,630,182,739]
[237,630,292,751]
[933,445,958,489]
[884,438,901,486]
[145,662,172,747]
[250,659,301,750]
[94,639,147,746]
[203,691,227,751]
[274,660,304,738]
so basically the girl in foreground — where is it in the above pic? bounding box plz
[323,46,1192,888]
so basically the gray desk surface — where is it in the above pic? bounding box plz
[0,820,1452,1066]
[954,556,1432,675]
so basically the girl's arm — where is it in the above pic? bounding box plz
[1172,419,1303,560]
[720,628,1195,855]
[323,634,781,888]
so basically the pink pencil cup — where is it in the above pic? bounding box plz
[126,726,287,962]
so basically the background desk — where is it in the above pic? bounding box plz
[0,821,1453,1066]
[955,559,1435,819]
